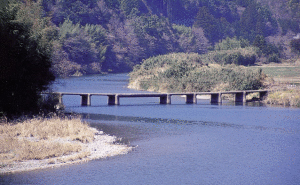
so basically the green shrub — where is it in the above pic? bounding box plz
[199,47,258,66]
[290,39,300,54]
[253,35,281,57]
[129,53,266,93]
[223,52,256,66]
[267,54,281,63]
[214,37,250,50]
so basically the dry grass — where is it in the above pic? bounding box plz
[0,116,96,166]
[56,151,91,163]
[264,90,300,107]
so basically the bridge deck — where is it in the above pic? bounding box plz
[43,90,270,106]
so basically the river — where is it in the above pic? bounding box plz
[1,73,300,185]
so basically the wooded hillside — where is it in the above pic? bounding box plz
[3,0,300,77]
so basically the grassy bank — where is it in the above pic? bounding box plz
[250,61,300,107]
[0,116,132,173]
[250,62,300,86]
[264,90,300,107]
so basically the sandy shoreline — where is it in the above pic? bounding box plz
[0,130,134,174]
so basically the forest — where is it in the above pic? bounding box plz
[1,0,300,116]
[2,0,300,77]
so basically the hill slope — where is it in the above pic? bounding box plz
[5,0,300,76]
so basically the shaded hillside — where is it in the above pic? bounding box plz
[5,0,300,77]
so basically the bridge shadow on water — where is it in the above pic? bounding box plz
[81,111,291,136]
[63,98,266,108]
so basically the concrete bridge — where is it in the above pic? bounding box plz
[46,90,269,106]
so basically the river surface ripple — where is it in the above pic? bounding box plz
[1,74,300,185]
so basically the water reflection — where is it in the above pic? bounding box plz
[83,113,297,135]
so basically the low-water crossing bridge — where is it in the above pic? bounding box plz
[47,90,269,106]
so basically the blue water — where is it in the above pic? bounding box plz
[1,74,300,185]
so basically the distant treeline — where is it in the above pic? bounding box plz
[3,0,300,77]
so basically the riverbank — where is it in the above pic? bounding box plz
[0,116,133,174]
[264,89,300,107]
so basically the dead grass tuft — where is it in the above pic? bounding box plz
[0,116,96,166]
[0,116,96,142]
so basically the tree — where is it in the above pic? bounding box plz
[289,0,300,19]
[290,39,300,54]
[238,2,277,41]
[253,35,267,52]
[0,3,55,117]
[51,0,106,25]
[253,35,280,57]
[120,0,141,16]
[104,0,120,9]
[193,6,232,43]
[13,0,58,58]
[54,19,108,75]
[194,6,218,43]
[0,0,8,9]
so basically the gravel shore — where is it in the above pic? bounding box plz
[0,130,133,174]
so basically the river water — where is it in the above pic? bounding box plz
[1,74,300,185]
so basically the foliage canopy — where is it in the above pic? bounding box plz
[0,3,55,117]
[28,0,299,76]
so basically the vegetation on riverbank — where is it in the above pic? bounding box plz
[264,90,300,107]
[0,116,132,173]
[250,61,300,86]
[0,116,94,165]
[129,53,267,93]
[0,2,55,118]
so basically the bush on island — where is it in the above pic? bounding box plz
[129,53,266,93]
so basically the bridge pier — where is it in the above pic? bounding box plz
[115,95,120,105]
[53,93,64,109]
[81,94,91,106]
[108,95,119,105]
[186,94,197,104]
[259,91,267,100]
[57,93,63,104]
[160,94,171,104]
[234,92,247,103]
[211,93,222,103]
